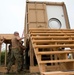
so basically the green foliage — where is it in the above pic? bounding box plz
[1,51,5,64]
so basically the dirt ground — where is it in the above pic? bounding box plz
[0,72,40,75]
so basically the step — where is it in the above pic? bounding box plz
[33,40,74,43]
[42,71,74,75]
[30,31,74,33]
[30,30,61,33]
[39,59,74,64]
[34,44,74,48]
[31,36,74,39]
[37,50,74,55]
[31,33,74,36]
[29,28,74,31]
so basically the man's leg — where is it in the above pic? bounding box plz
[6,50,14,73]
[14,49,22,72]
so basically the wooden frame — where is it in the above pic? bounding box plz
[0,34,13,69]
[29,28,74,75]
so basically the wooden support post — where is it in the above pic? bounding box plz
[0,45,1,66]
[5,43,7,66]
[30,41,34,66]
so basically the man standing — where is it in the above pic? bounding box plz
[7,31,25,73]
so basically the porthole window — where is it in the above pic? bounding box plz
[48,18,62,29]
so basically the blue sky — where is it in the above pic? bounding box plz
[0,0,74,36]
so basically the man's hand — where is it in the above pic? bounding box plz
[24,34,29,38]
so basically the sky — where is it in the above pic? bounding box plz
[0,0,74,36]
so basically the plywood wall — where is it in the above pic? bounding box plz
[25,2,70,33]
[27,3,48,28]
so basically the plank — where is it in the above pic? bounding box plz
[37,50,74,55]
[29,28,74,31]
[31,36,72,39]
[30,31,74,33]
[34,44,74,48]
[0,67,7,73]
[39,59,74,64]
[32,40,74,43]
[42,71,74,75]
[30,33,74,36]
[0,34,13,40]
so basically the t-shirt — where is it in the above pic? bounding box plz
[11,36,20,48]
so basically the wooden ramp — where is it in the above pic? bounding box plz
[29,28,74,75]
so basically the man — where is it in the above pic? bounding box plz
[19,41,25,71]
[7,44,12,65]
[7,31,27,73]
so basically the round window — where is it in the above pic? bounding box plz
[48,18,62,29]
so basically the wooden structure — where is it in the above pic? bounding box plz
[24,1,71,73]
[0,34,13,72]
[29,28,74,75]
[24,1,70,34]
[0,1,73,75]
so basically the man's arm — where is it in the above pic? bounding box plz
[16,34,29,41]
[0,38,4,44]
[16,36,24,41]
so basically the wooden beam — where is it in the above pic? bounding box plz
[30,31,74,33]
[0,67,7,73]
[29,28,74,31]
[39,59,74,64]
[30,40,34,66]
[30,33,74,36]
[31,36,71,39]
[42,71,74,75]
[0,34,13,40]
[34,44,74,48]
[0,45,1,66]
[37,50,74,55]
[5,44,7,66]
[33,40,74,43]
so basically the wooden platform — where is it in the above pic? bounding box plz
[42,71,74,75]
[0,65,17,73]
[0,67,7,73]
